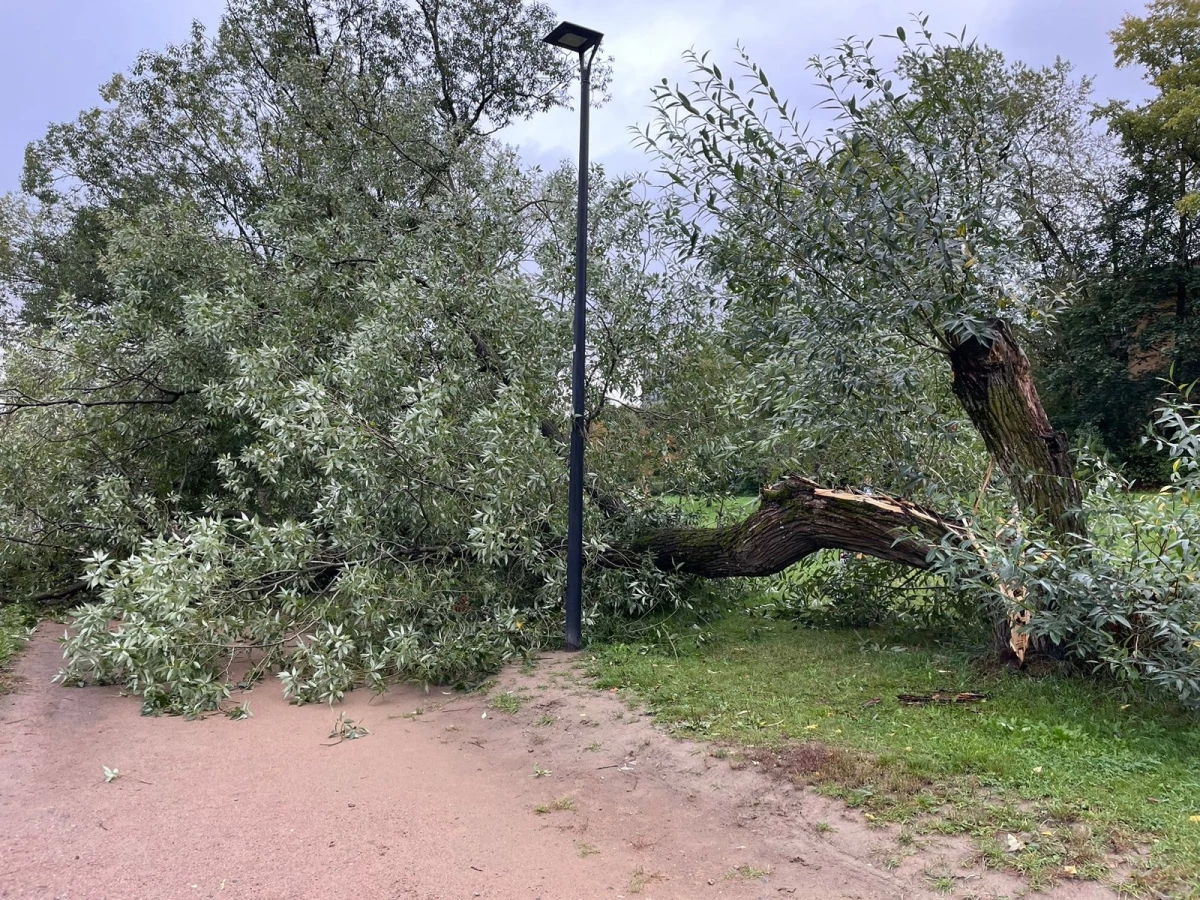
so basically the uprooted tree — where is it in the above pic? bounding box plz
[2,0,1199,714]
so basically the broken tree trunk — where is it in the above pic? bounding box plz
[612,477,1039,663]
[947,319,1083,658]
[607,477,961,578]
[949,319,1083,538]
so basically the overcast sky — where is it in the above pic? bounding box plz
[1,0,1151,195]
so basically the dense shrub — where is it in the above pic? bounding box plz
[933,384,1200,706]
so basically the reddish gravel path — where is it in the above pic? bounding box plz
[1,629,1115,899]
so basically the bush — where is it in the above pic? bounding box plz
[765,552,975,632]
[933,382,1200,707]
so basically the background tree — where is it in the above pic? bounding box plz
[3,0,701,714]
[1039,0,1200,481]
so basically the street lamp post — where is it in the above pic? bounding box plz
[543,21,603,652]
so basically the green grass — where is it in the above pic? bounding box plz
[726,863,771,880]
[0,602,37,690]
[487,690,526,713]
[659,493,758,526]
[591,610,1200,896]
[533,796,576,814]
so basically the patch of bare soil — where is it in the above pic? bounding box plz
[0,629,1117,899]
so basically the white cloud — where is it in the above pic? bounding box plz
[504,0,1023,173]
[1,0,1149,193]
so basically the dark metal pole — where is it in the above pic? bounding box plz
[565,51,591,652]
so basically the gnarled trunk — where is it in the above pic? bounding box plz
[606,477,960,578]
[949,320,1083,538]
[611,476,1035,663]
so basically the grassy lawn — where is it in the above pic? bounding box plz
[592,606,1200,895]
[0,602,38,692]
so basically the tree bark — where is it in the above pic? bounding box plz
[949,319,1084,538]
[0,580,87,607]
[609,477,1044,663]
[606,477,960,578]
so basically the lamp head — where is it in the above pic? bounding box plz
[542,21,603,53]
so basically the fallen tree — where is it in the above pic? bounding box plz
[8,2,1200,714]
[610,478,956,578]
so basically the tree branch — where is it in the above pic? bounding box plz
[0,580,88,607]
[0,388,198,416]
[604,477,961,578]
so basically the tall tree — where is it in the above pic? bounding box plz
[641,29,1090,538]
[1040,0,1200,480]
[4,0,725,713]
[1106,0,1200,320]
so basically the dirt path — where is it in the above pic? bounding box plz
[1,629,1115,900]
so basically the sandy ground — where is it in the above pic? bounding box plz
[0,628,1118,900]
